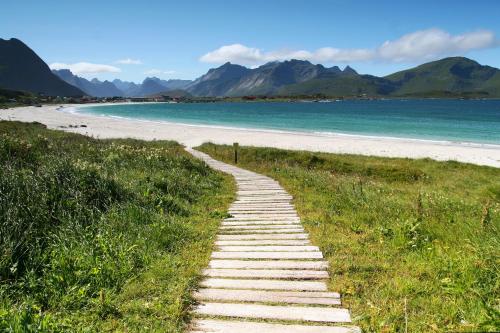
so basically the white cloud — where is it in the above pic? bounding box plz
[116,58,143,65]
[144,69,176,75]
[50,62,121,74]
[200,44,263,65]
[200,29,497,65]
[377,29,495,62]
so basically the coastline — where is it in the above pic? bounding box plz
[1,104,500,168]
[76,103,500,149]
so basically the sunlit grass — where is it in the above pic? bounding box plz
[0,122,234,332]
[198,142,500,333]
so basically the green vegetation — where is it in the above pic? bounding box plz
[198,143,500,332]
[0,122,234,332]
[0,89,39,109]
[278,75,396,97]
[385,57,500,98]
[279,57,500,98]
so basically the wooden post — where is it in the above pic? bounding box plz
[233,142,239,164]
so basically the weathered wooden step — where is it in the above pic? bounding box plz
[215,239,311,246]
[228,211,299,218]
[211,251,323,259]
[194,302,351,323]
[220,229,304,234]
[229,209,295,212]
[237,188,288,192]
[220,225,304,230]
[217,233,308,240]
[200,278,328,291]
[228,213,298,216]
[222,221,300,226]
[194,289,340,305]
[230,205,295,208]
[236,195,293,198]
[208,260,328,270]
[228,209,297,213]
[216,245,319,252]
[190,319,360,333]
[234,200,292,203]
[203,268,329,279]
[223,219,300,222]
[226,216,299,220]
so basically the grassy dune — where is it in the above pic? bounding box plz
[0,122,234,332]
[198,143,500,333]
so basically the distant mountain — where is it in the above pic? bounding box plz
[53,71,193,97]
[0,38,84,96]
[225,60,330,96]
[112,79,139,95]
[186,57,500,98]
[53,69,123,97]
[278,74,397,96]
[148,77,192,91]
[185,60,390,97]
[113,77,192,97]
[186,62,251,96]
[385,57,500,97]
[230,60,361,96]
[133,78,167,96]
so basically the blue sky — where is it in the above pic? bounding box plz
[2,0,500,82]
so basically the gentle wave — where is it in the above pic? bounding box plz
[63,104,500,149]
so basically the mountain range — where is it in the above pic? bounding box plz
[0,38,84,96]
[1,37,500,98]
[185,58,500,98]
[52,69,192,97]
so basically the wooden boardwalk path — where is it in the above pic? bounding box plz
[187,148,360,333]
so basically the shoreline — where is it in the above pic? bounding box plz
[75,103,500,149]
[1,104,500,168]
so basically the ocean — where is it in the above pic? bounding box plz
[77,99,500,144]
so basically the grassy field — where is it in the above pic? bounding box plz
[0,122,234,332]
[198,143,500,333]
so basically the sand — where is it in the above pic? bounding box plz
[1,104,499,168]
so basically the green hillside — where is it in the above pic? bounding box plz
[278,75,396,97]
[386,57,500,97]
[277,57,500,98]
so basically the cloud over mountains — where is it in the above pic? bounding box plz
[50,62,121,75]
[116,58,143,65]
[200,29,497,65]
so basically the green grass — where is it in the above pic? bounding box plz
[197,143,500,333]
[0,122,234,332]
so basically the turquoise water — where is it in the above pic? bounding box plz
[78,100,500,144]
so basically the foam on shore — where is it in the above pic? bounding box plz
[1,104,500,168]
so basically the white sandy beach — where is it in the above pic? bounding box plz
[1,104,500,168]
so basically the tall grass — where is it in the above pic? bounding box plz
[198,142,500,332]
[0,122,234,332]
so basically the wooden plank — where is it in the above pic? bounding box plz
[219,225,304,230]
[217,233,308,240]
[221,221,300,226]
[194,289,340,305]
[203,268,328,279]
[216,245,319,252]
[208,260,328,270]
[211,251,323,259]
[215,239,311,246]
[200,278,328,291]
[194,302,351,323]
[190,319,360,333]
[219,229,305,234]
